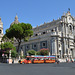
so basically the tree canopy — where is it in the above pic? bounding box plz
[4,23,33,52]
[27,50,36,55]
[0,42,16,50]
[0,42,17,58]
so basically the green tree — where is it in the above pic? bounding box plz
[0,42,16,50]
[36,51,40,55]
[0,43,4,50]
[5,23,33,52]
[11,50,18,58]
[27,50,36,55]
[0,42,17,58]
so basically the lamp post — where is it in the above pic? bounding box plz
[9,49,12,64]
[9,50,11,59]
[21,47,23,58]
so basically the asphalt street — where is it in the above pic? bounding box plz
[0,63,75,75]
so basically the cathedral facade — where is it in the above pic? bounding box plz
[0,18,3,44]
[14,11,75,58]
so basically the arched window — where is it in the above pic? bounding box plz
[35,34,38,36]
[51,29,54,32]
[73,26,74,30]
[43,32,46,34]
[0,30,1,34]
[70,25,72,30]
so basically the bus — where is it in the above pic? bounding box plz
[19,55,55,64]
[31,55,55,64]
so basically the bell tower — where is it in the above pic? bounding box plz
[0,17,3,44]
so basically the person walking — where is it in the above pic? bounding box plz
[56,58,59,64]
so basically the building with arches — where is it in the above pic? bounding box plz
[0,17,4,44]
[14,11,75,58]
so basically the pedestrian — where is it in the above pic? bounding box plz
[12,59,14,64]
[66,57,68,63]
[71,58,74,63]
[56,58,59,64]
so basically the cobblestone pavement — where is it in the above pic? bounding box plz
[0,63,75,75]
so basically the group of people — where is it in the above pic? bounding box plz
[55,57,75,64]
[66,57,74,63]
[55,58,60,64]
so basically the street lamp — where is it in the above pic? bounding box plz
[21,47,23,58]
[9,49,12,64]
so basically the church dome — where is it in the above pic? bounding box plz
[10,15,20,26]
[0,17,3,25]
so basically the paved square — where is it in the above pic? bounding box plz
[0,63,75,75]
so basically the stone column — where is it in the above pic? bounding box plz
[51,38,57,56]
[56,38,59,57]
[55,39,57,57]
[64,24,67,58]
[64,38,67,58]
[52,41,54,55]
[47,39,50,54]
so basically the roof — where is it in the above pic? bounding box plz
[10,15,20,26]
[0,17,3,25]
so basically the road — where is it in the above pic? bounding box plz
[0,63,75,75]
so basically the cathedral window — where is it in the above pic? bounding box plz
[73,26,74,30]
[33,44,36,48]
[35,34,38,36]
[51,29,54,32]
[26,45,29,49]
[0,30,1,34]
[42,42,46,47]
[43,32,46,34]
[71,49,73,51]
[70,25,72,30]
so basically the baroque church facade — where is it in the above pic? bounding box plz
[13,11,75,58]
[0,17,4,44]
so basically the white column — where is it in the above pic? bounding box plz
[64,39,67,56]
[52,42,53,55]
[52,39,57,56]
[54,39,57,56]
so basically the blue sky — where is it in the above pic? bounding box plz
[0,0,75,34]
